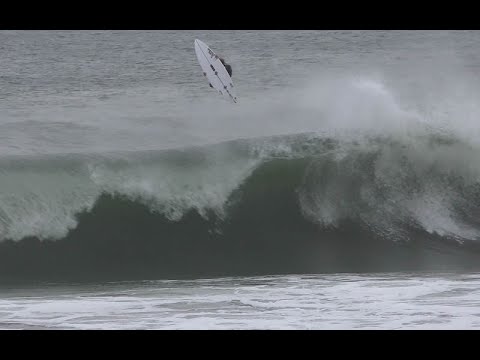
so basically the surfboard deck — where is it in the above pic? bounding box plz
[194,39,237,103]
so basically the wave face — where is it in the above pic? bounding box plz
[2,131,480,282]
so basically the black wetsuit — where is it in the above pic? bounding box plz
[220,58,233,78]
[224,63,232,77]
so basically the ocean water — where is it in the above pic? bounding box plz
[1,30,480,329]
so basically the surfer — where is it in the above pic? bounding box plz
[208,57,233,88]
[220,57,233,78]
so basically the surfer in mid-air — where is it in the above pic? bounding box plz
[195,39,236,101]
[209,57,232,88]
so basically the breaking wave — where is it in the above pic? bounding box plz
[3,76,480,281]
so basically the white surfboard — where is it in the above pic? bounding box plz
[194,39,237,103]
